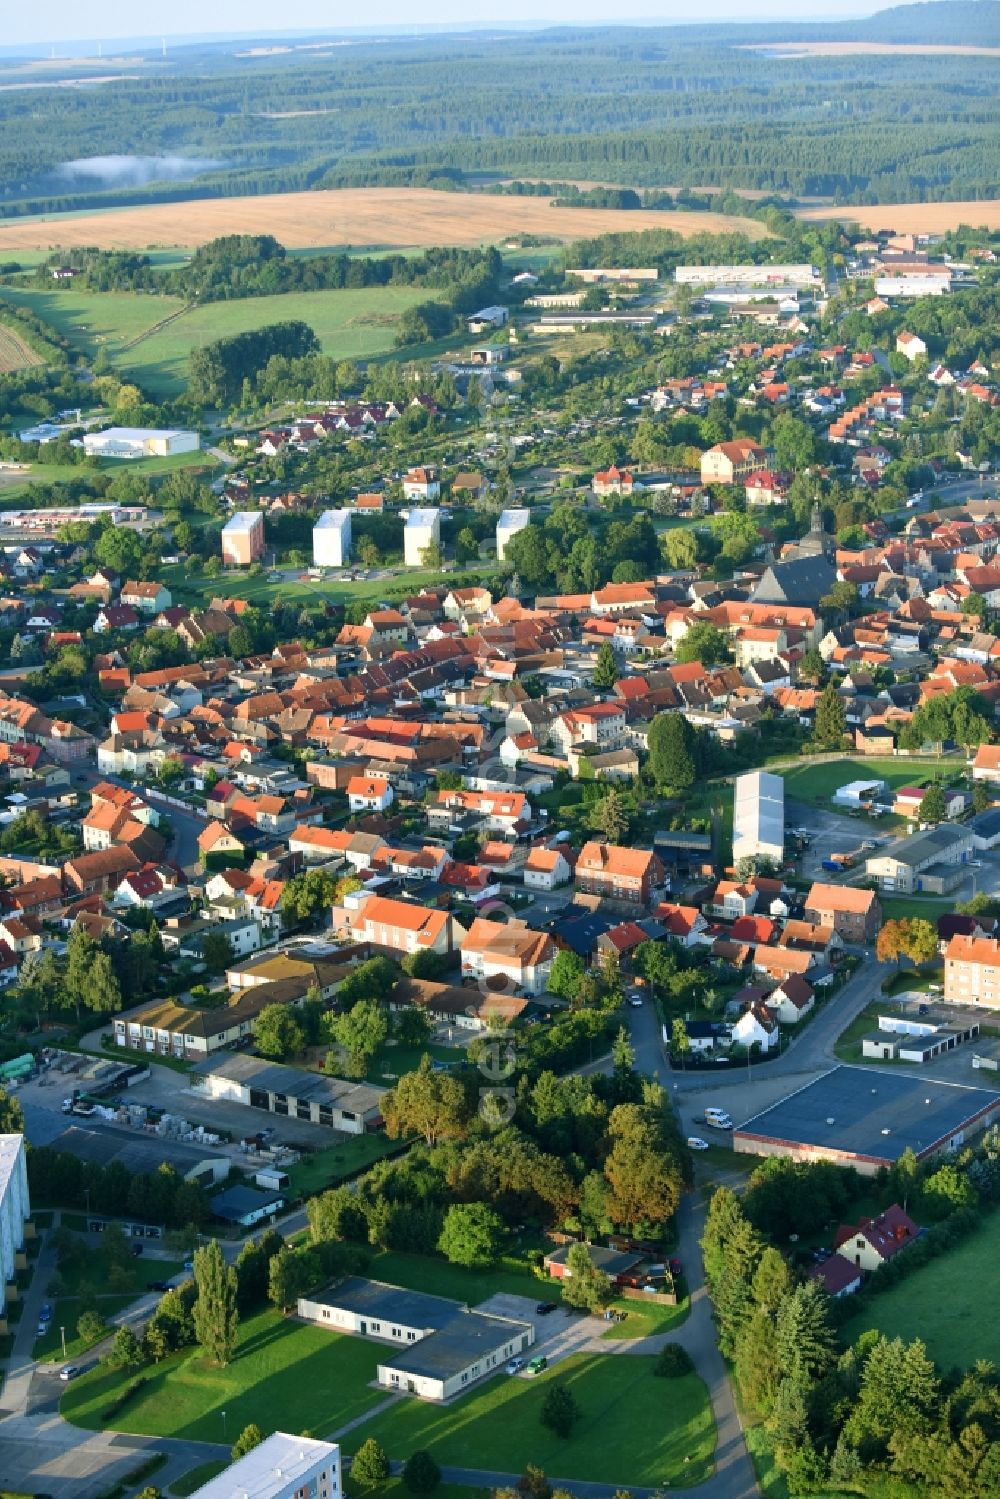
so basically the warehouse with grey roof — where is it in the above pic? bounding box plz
[734,1065,1000,1176]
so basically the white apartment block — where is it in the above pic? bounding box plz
[496,509,531,561]
[186,1433,340,1499]
[313,509,352,568]
[404,508,441,567]
[0,1135,30,1289]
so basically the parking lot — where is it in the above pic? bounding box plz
[787,799,889,882]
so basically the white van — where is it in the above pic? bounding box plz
[704,1107,734,1130]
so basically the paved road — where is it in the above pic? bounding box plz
[72,765,206,875]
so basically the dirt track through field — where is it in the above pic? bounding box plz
[0,325,42,370]
[795,200,1000,233]
[0,186,768,253]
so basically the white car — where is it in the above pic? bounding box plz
[687,1136,710,1151]
[506,1357,525,1375]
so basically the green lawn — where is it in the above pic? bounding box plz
[342,1353,715,1488]
[599,1294,690,1341]
[285,1135,407,1197]
[34,1295,134,1362]
[370,1039,464,1086]
[881,965,942,998]
[368,1248,545,1305]
[169,1460,228,1496]
[780,757,962,807]
[61,1308,386,1440]
[841,1215,1000,1368]
[1,284,428,397]
[880,897,957,924]
[55,1249,185,1299]
[155,562,492,612]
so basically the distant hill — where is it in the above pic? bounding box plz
[826,1,998,46]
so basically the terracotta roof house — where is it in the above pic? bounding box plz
[804,883,881,943]
[575,842,662,907]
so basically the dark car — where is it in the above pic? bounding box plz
[669,1257,682,1277]
[147,1280,172,1293]
[535,1301,558,1315]
[131,1244,144,1257]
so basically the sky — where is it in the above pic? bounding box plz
[3,2,877,50]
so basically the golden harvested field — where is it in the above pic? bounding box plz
[0,186,768,254]
[795,200,1000,233]
[0,324,42,371]
[742,42,1000,57]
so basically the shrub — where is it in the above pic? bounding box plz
[654,1342,694,1377]
[100,1376,148,1422]
[403,1451,441,1494]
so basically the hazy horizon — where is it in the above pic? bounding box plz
[0,3,886,52]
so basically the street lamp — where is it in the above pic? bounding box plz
[60,1325,66,1358]
[221,1409,227,1443]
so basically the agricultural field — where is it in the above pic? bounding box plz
[0,285,184,363]
[0,186,769,254]
[841,1215,1000,1368]
[0,283,427,396]
[0,323,43,371]
[745,41,1000,57]
[796,199,1000,233]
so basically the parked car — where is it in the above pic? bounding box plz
[526,1355,548,1375]
[147,1280,172,1293]
[39,1303,52,1321]
[131,1244,144,1257]
[183,1259,195,1272]
[669,1257,682,1277]
[627,994,643,1008]
[535,1301,558,1315]
[59,1364,82,1381]
[687,1136,709,1151]
[506,1357,525,1375]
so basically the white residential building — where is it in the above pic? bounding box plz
[0,1135,30,1289]
[313,509,352,568]
[404,508,441,567]
[185,1433,340,1499]
[496,509,532,562]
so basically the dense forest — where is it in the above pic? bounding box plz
[0,4,997,214]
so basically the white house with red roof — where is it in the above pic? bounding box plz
[523,847,573,891]
[346,774,394,814]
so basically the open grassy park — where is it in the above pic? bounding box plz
[340,1351,715,1487]
[1,283,428,396]
[841,1215,1000,1369]
[61,1307,387,1441]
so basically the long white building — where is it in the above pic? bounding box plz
[674,264,818,287]
[0,1135,30,1289]
[496,508,531,562]
[732,770,784,866]
[187,1433,340,1499]
[82,427,200,460]
[404,508,441,567]
[312,509,352,568]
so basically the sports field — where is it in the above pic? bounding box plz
[780,757,954,805]
[841,1215,1000,1368]
[0,283,427,396]
[0,186,769,253]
